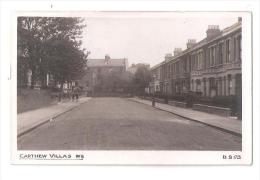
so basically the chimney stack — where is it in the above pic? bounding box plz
[206,25,221,39]
[165,53,173,61]
[174,48,182,56]
[238,17,242,23]
[186,39,196,49]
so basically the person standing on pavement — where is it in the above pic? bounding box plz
[75,86,80,101]
[72,83,80,102]
[71,86,75,101]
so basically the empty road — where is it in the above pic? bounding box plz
[18,97,241,150]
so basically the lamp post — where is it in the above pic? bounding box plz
[152,74,156,107]
[165,82,168,104]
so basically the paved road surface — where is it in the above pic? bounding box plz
[18,97,241,150]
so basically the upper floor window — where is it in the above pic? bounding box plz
[188,56,191,71]
[197,51,203,70]
[168,65,171,78]
[195,54,198,70]
[183,59,187,72]
[191,54,195,71]
[159,68,162,80]
[234,37,237,61]
[171,63,174,76]
[219,43,223,64]
[238,35,242,61]
[226,39,230,62]
[176,62,180,74]
[210,46,215,67]
[203,50,207,69]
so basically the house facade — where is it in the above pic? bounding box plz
[149,18,242,101]
[80,55,128,94]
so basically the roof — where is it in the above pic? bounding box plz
[87,58,127,67]
[151,20,242,68]
[150,62,164,70]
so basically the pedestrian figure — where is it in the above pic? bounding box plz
[75,86,79,101]
[72,85,80,102]
[152,97,155,107]
[71,86,74,101]
[186,91,194,108]
[58,93,61,102]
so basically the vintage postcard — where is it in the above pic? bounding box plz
[11,11,252,165]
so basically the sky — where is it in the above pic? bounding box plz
[81,12,241,67]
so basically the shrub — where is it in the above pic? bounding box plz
[194,95,239,115]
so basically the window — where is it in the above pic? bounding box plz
[209,48,212,66]
[227,74,232,95]
[197,53,200,70]
[226,39,230,62]
[188,56,191,71]
[238,35,242,61]
[219,43,223,64]
[196,54,198,70]
[192,54,195,70]
[176,62,179,74]
[213,47,215,66]
[168,65,171,78]
[209,78,216,90]
[198,51,203,70]
[234,37,237,61]
[183,59,187,72]
[210,47,215,66]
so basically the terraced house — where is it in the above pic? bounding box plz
[149,18,242,116]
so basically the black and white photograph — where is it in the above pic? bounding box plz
[1,0,260,180]
[10,11,252,165]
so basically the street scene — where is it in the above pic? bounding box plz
[17,14,242,151]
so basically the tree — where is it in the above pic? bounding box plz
[93,69,134,94]
[133,65,152,94]
[17,17,87,88]
[44,38,87,86]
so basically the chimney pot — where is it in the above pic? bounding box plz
[174,48,182,56]
[206,25,220,39]
[187,39,197,49]
[165,53,173,61]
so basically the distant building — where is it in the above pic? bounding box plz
[80,55,128,94]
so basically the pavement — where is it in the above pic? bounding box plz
[17,97,91,137]
[129,97,242,136]
[18,97,241,150]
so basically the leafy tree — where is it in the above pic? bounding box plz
[44,38,87,87]
[17,17,87,88]
[93,70,134,93]
[133,65,151,94]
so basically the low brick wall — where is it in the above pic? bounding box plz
[168,100,187,108]
[192,104,231,117]
[142,96,153,101]
[142,97,166,104]
[155,98,166,104]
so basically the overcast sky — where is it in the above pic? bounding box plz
[81,12,241,67]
